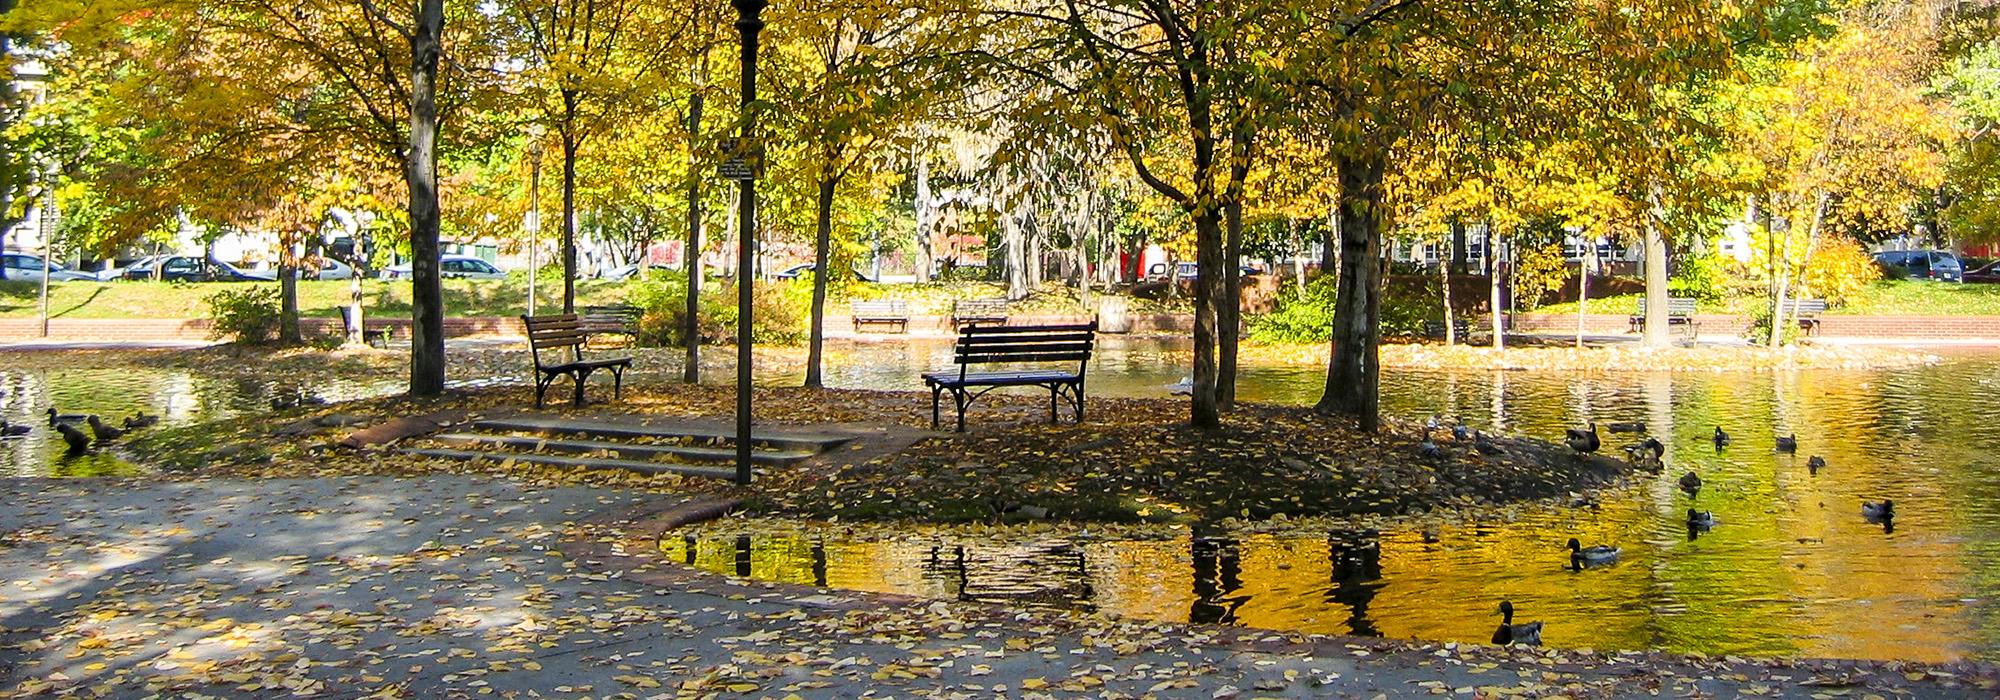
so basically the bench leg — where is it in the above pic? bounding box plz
[954,389,969,433]
[1075,383,1086,424]
[611,366,625,401]
[929,385,943,430]
[1048,386,1058,424]
[571,368,595,407]
[534,373,552,409]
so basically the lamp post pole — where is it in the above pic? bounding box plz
[527,137,543,318]
[732,0,765,486]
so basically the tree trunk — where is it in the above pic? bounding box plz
[560,119,579,313]
[1575,235,1591,349]
[406,0,446,396]
[1289,219,1307,292]
[278,251,301,344]
[1450,220,1468,275]
[347,272,365,347]
[1315,151,1387,431]
[683,90,705,384]
[914,155,935,282]
[804,175,836,388]
[1218,197,1242,409]
[1189,204,1225,429]
[1439,243,1454,347]
[1489,228,1504,350]
[1641,181,1670,347]
[1771,190,1829,348]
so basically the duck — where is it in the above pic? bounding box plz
[45,407,86,425]
[122,412,159,430]
[1452,423,1474,442]
[1491,601,1543,646]
[1623,437,1665,463]
[1473,431,1504,456]
[1418,431,1445,460]
[1806,455,1825,474]
[1712,426,1730,449]
[1564,423,1601,455]
[1678,471,1702,493]
[55,423,91,453]
[1686,508,1719,529]
[0,420,29,438]
[1775,434,1798,453]
[1568,537,1621,568]
[86,416,124,443]
[1862,499,1894,521]
[1606,421,1645,434]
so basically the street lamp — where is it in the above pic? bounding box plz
[526,128,544,317]
[732,0,766,486]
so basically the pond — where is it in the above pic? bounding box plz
[8,340,2000,662]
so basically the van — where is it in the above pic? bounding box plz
[1872,250,1963,283]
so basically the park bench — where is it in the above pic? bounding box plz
[850,299,910,333]
[520,313,633,409]
[951,298,1010,328]
[337,306,393,348]
[1785,298,1829,336]
[923,321,1096,433]
[1422,318,1472,340]
[1629,297,1699,335]
[579,304,642,345]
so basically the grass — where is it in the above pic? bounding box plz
[0,274,1189,320]
[1529,280,2000,316]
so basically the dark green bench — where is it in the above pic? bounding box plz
[1785,298,1828,335]
[1629,298,1699,335]
[951,298,1010,328]
[522,313,632,408]
[924,322,1095,432]
[851,299,910,333]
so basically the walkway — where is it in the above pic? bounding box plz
[2,477,1992,698]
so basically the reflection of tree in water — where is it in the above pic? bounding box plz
[1324,530,1384,637]
[922,540,1096,610]
[1190,538,1248,625]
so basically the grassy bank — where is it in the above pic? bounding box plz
[0,276,1186,320]
[1532,280,2000,316]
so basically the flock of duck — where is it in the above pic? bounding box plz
[1466,419,1896,647]
[2,407,160,455]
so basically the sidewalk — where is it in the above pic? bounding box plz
[2,476,1993,698]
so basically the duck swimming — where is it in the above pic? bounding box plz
[46,407,85,425]
[122,412,159,430]
[1606,421,1645,434]
[55,423,91,453]
[1678,471,1702,493]
[1491,601,1543,646]
[1686,508,1719,529]
[1862,499,1894,521]
[0,420,29,438]
[86,416,124,443]
[1568,537,1621,568]
[1712,426,1730,449]
[1806,455,1826,474]
[1775,434,1798,453]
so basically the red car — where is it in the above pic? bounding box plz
[1966,260,2000,283]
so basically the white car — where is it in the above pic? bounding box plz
[1,253,100,282]
[285,258,356,280]
[381,255,507,280]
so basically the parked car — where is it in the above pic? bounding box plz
[1146,261,1264,281]
[1872,250,1963,283]
[0,253,98,282]
[772,263,876,283]
[381,254,507,280]
[1964,260,2000,284]
[598,263,673,281]
[123,255,274,282]
[291,258,356,280]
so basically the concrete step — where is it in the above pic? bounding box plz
[402,448,738,481]
[432,433,815,466]
[473,417,854,452]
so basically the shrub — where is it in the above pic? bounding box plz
[1670,250,1727,302]
[1248,274,1339,343]
[1801,235,1881,305]
[628,271,807,347]
[1512,243,1568,310]
[205,286,280,344]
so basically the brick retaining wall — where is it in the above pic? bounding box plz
[1512,313,2000,340]
[0,316,522,343]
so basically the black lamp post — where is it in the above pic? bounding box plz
[732,0,766,485]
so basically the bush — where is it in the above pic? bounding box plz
[205,286,281,344]
[1512,243,1568,310]
[1801,235,1881,305]
[1248,274,1339,343]
[628,271,807,347]
[1670,250,1727,302]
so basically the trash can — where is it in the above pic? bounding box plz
[1097,296,1132,334]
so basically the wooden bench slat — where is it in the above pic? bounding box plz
[522,313,633,408]
[956,352,1093,365]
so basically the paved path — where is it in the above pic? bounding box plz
[2,477,1993,698]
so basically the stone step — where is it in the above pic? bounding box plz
[432,433,815,466]
[472,417,854,452]
[402,448,739,481]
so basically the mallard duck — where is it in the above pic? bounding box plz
[1452,423,1474,442]
[1686,508,1719,529]
[1678,471,1702,493]
[1862,499,1894,521]
[86,416,124,443]
[1418,432,1445,459]
[1568,537,1621,568]
[1473,431,1504,456]
[1806,455,1826,474]
[1712,426,1730,449]
[45,407,86,425]
[1607,421,1645,434]
[122,412,159,430]
[1775,434,1798,453]
[1564,423,1601,455]
[55,423,91,453]
[1491,601,1543,646]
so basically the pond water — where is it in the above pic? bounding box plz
[677,342,2000,663]
[10,340,2000,662]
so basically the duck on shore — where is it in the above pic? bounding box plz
[1491,601,1543,646]
[1565,423,1601,456]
